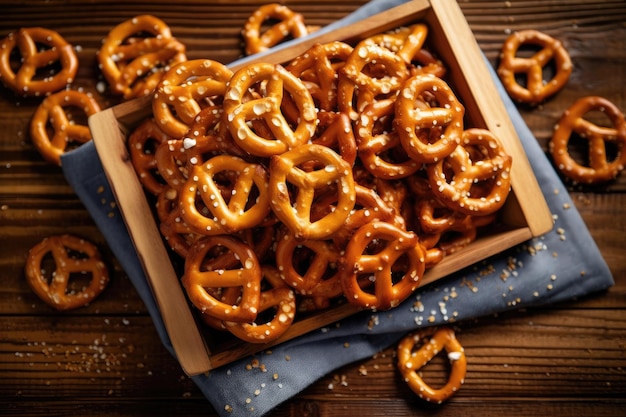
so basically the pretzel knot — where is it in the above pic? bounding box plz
[25,235,109,311]
[182,235,262,322]
[497,29,572,104]
[270,143,356,240]
[30,90,101,166]
[242,3,310,56]
[179,154,271,235]
[550,96,626,184]
[427,128,512,216]
[98,15,187,99]
[223,62,317,157]
[397,327,467,403]
[395,73,464,164]
[339,221,426,310]
[153,59,233,139]
[0,27,78,96]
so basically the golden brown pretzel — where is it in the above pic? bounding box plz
[30,90,101,166]
[223,62,317,157]
[182,235,262,322]
[427,128,512,216]
[179,154,271,235]
[98,15,187,99]
[269,143,356,240]
[25,235,109,311]
[153,59,233,138]
[397,327,467,403]
[550,95,626,184]
[0,27,78,96]
[356,97,420,179]
[242,3,310,56]
[394,73,464,164]
[128,118,172,195]
[497,29,572,104]
[340,221,425,310]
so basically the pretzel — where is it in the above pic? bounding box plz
[24,235,109,311]
[30,90,101,166]
[269,143,356,240]
[242,3,310,56]
[397,327,467,403]
[98,15,187,99]
[311,111,357,167]
[395,73,464,164]
[156,187,201,258]
[179,154,271,235]
[497,29,572,104]
[427,128,512,216]
[356,97,420,179]
[223,62,317,157]
[286,41,354,112]
[153,59,233,138]
[340,221,425,310]
[128,118,172,195]
[550,95,626,184]
[182,235,262,322]
[0,27,78,96]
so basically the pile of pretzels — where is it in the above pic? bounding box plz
[127,21,513,344]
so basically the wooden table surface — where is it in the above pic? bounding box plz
[1,1,625,416]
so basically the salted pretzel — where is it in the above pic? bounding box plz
[98,15,187,99]
[269,143,356,240]
[182,235,262,322]
[152,59,233,139]
[0,27,78,96]
[397,327,467,403]
[128,118,172,195]
[550,95,626,184]
[30,90,101,165]
[427,128,512,216]
[311,112,357,167]
[25,235,109,311]
[286,41,354,112]
[340,221,426,310]
[179,154,271,235]
[223,62,317,157]
[497,29,572,104]
[242,3,310,56]
[356,97,420,179]
[395,73,464,164]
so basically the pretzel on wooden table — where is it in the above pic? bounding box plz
[0,27,78,96]
[30,90,101,166]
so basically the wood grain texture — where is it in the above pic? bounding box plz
[1,0,625,416]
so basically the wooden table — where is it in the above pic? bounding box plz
[1,1,625,416]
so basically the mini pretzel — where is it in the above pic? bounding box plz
[395,73,464,164]
[153,59,233,138]
[223,62,317,157]
[286,41,354,112]
[30,90,101,165]
[497,29,572,104]
[179,154,271,235]
[550,95,626,184]
[242,3,310,56]
[356,97,420,179]
[269,143,356,240]
[24,235,109,311]
[0,27,78,96]
[427,128,512,216]
[98,15,187,99]
[182,235,262,322]
[128,118,172,195]
[397,327,467,403]
[340,221,425,310]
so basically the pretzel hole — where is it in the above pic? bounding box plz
[67,271,96,295]
[37,252,59,287]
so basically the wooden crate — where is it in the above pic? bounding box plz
[89,0,553,376]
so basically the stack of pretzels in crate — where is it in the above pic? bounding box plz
[128,23,513,344]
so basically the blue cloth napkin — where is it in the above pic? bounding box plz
[61,1,614,415]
